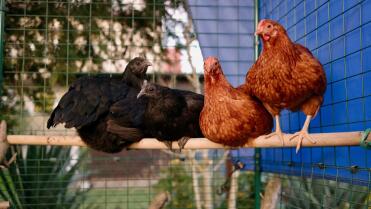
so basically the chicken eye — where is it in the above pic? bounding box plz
[148,87,154,92]
[267,24,272,29]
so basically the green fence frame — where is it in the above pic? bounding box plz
[253,1,262,209]
[0,0,5,97]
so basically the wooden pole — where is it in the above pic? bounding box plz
[6,131,369,149]
[261,177,281,209]
[147,192,169,209]
[7,135,85,147]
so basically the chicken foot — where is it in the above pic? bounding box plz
[162,137,190,153]
[264,115,285,145]
[289,115,316,153]
[163,141,174,152]
[177,137,190,151]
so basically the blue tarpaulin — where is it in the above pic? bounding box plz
[188,0,255,86]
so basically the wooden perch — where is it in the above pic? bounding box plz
[5,131,370,149]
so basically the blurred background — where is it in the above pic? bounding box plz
[0,0,370,208]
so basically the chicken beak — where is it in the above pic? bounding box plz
[137,89,145,99]
[255,28,263,36]
[143,60,152,67]
[137,80,148,99]
[256,19,266,36]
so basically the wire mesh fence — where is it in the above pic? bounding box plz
[257,0,371,208]
[0,0,370,209]
[1,147,257,209]
[2,0,207,135]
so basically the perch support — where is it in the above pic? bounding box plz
[0,201,9,209]
[147,191,170,209]
[261,177,281,209]
[0,121,8,165]
[0,121,17,168]
[5,131,370,149]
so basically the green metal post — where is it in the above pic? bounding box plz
[254,0,260,60]
[254,149,261,209]
[0,0,5,97]
[254,0,261,209]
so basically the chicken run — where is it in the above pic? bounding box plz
[0,0,370,209]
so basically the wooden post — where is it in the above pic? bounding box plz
[0,121,9,165]
[261,177,281,209]
[0,121,17,168]
[5,131,370,149]
[0,201,9,209]
[147,192,169,209]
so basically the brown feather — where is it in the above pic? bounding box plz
[200,57,273,147]
[246,20,327,117]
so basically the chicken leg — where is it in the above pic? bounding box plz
[163,138,189,153]
[289,115,316,153]
[162,141,174,151]
[178,136,190,151]
[264,115,285,145]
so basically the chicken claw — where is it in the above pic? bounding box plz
[264,130,285,145]
[163,138,189,153]
[264,115,285,145]
[289,130,316,153]
[289,115,316,153]
[177,137,190,152]
[163,141,174,151]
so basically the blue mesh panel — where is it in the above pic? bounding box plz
[258,0,370,185]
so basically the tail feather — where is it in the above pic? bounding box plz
[47,108,58,129]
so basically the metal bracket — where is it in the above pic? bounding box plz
[360,128,371,149]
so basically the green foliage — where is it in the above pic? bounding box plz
[153,159,256,209]
[0,146,92,209]
[281,176,370,209]
[154,159,195,209]
[217,172,255,209]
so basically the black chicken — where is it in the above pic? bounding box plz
[47,57,151,153]
[134,80,204,151]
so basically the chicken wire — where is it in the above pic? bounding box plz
[1,148,257,209]
[0,0,370,209]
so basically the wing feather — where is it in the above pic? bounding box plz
[47,76,129,129]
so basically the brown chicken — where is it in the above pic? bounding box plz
[199,57,273,147]
[242,19,327,152]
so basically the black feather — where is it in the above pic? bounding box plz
[137,82,204,150]
[47,57,151,153]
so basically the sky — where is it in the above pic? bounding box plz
[164,5,204,74]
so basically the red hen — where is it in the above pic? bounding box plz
[242,19,327,152]
[200,57,273,147]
